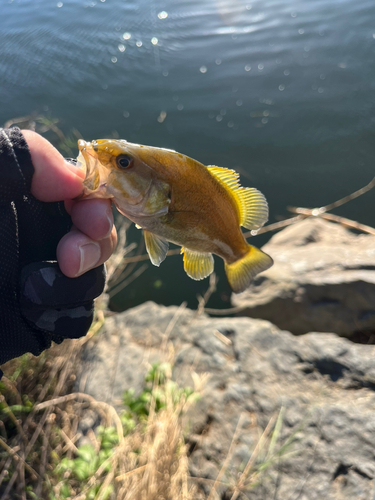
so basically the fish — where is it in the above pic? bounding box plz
[76,139,273,293]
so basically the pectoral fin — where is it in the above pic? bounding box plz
[181,248,214,280]
[144,230,169,266]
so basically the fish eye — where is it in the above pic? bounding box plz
[117,154,133,169]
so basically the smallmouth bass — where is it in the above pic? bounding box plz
[77,139,273,293]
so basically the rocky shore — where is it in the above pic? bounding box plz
[77,219,375,499]
[233,218,375,338]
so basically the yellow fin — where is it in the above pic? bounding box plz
[144,230,169,267]
[181,247,214,280]
[225,245,273,293]
[207,166,240,190]
[207,166,268,230]
[237,187,269,230]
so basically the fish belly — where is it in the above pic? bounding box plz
[134,213,247,262]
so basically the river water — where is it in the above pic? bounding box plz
[1,0,375,310]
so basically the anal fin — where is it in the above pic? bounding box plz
[181,248,214,280]
[144,230,169,267]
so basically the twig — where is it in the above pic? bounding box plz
[285,176,375,233]
[108,263,148,298]
[162,301,188,350]
[0,456,12,487]
[22,358,62,435]
[111,232,146,283]
[34,392,124,445]
[105,220,133,286]
[16,342,78,486]
[213,329,232,346]
[115,464,148,481]
[204,305,249,316]
[72,454,116,500]
[96,468,115,500]
[287,208,375,236]
[197,273,218,316]
[230,413,277,500]
[0,378,22,405]
[3,114,37,130]
[59,428,79,454]
[0,397,28,444]
[0,438,40,481]
[35,422,51,498]
[188,476,231,487]
[19,453,26,500]
[207,413,246,500]
[319,212,375,235]
[243,215,305,238]
[36,117,66,143]
[317,176,375,213]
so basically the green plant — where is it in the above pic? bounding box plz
[51,426,118,499]
[122,362,196,421]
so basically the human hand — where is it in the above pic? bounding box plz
[22,130,117,277]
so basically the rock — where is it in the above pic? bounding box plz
[77,302,375,500]
[232,218,375,337]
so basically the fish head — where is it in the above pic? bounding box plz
[78,139,171,218]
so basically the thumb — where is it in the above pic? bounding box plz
[22,130,85,202]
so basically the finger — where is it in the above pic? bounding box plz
[57,226,117,277]
[70,199,114,241]
[22,130,84,202]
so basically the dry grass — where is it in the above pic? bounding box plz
[114,376,202,500]
[0,337,203,500]
[0,338,87,499]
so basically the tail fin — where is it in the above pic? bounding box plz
[225,245,273,293]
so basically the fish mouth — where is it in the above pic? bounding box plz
[78,140,98,173]
[76,140,104,198]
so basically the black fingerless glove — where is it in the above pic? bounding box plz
[0,127,106,374]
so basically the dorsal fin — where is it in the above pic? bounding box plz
[207,166,268,230]
[207,166,240,190]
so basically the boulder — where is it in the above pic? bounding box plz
[78,302,375,500]
[232,218,375,337]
